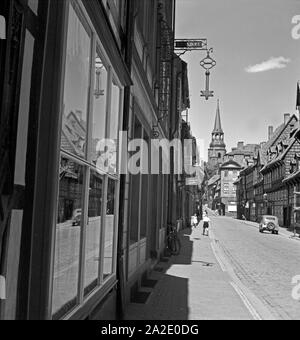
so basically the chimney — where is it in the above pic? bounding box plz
[268,126,274,140]
[284,113,290,125]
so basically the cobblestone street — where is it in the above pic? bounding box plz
[211,216,300,320]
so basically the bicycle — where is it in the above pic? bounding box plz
[166,223,181,256]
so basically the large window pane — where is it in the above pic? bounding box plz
[84,171,103,295]
[140,174,148,238]
[61,4,91,159]
[109,80,120,141]
[107,80,121,175]
[91,51,108,170]
[129,118,142,244]
[53,157,85,318]
[140,132,149,238]
[103,179,116,279]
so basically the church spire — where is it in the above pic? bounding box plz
[207,100,227,172]
[213,100,223,133]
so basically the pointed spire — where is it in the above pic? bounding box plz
[213,100,223,133]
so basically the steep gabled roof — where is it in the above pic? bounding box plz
[261,137,298,173]
[260,114,298,165]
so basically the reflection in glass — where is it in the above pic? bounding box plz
[110,80,120,141]
[129,119,142,244]
[61,4,91,159]
[91,52,108,171]
[103,179,116,279]
[84,171,103,295]
[106,80,121,175]
[53,157,84,318]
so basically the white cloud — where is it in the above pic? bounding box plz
[245,56,291,73]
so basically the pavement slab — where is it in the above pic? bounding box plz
[124,227,254,320]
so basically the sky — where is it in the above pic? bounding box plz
[176,0,300,161]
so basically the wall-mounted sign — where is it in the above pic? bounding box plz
[175,39,207,50]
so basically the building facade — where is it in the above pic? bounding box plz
[219,160,241,216]
[235,114,299,226]
[0,0,193,320]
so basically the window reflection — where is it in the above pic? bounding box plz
[103,179,116,279]
[84,171,103,295]
[61,4,91,159]
[91,52,108,171]
[53,157,84,318]
[110,80,120,141]
[106,80,121,175]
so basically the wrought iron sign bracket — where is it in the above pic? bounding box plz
[174,39,208,57]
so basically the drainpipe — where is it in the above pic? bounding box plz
[116,0,135,320]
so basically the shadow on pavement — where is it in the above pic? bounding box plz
[124,228,194,320]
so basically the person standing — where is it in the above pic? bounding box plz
[203,214,211,236]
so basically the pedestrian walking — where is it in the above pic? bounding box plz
[203,214,210,236]
[191,214,198,229]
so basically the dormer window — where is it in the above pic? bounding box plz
[290,160,297,174]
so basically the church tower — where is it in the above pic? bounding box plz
[208,100,227,172]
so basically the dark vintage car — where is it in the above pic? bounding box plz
[72,209,82,227]
[259,215,279,235]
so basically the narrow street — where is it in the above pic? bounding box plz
[125,215,300,321]
[211,215,300,320]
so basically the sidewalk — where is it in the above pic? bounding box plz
[124,226,253,320]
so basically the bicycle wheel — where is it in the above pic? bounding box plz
[169,237,181,255]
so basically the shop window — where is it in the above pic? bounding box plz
[61,3,91,160]
[84,171,103,296]
[141,175,149,238]
[109,79,121,141]
[103,179,116,279]
[129,118,142,244]
[53,157,85,318]
[140,134,150,238]
[53,1,123,319]
[91,50,108,171]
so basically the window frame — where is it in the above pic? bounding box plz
[51,0,124,320]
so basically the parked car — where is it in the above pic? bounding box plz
[72,209,82,227]
[259,215,279,235]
